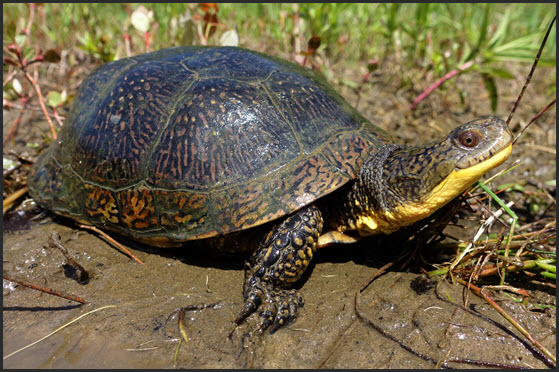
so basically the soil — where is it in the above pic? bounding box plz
[3,50,556,368]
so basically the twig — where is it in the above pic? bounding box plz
[513,98,557,145]
[477,258,555,278]
[506,15,556,126]
[23,3,37,44]
[457,278,556,367]
[48,231,89,282]
[51,106,65,127]
[3,100,28,146]
[77,224,145,266]
[359,261,394,292]
[22,69,57,139]
[3,273,87,304]
[3,70,18,87]
[2,187,29,214]
[450,199,515,272]
[354,282,527,369]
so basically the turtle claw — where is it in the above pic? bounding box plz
[267,322,281,334]
[238,280,303,332]
[234,298,260,325]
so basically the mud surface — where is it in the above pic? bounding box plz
[3,55,556,368]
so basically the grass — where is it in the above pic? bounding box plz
[2,4,556,367]
[3,4,556,125]
[2,305,116,360]
[3,4,556,65]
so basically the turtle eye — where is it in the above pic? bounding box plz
[457,130,482,148]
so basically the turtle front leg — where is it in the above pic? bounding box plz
[235,205,323,333]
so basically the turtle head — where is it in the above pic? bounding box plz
[348,117,513,235]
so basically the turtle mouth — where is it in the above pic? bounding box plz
[453,143,513,177]
[455,142,512,170]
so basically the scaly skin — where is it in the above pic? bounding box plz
[235,205,323,333]
[238,117,513,332]
[335,117,513,236]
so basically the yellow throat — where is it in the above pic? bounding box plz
[354,143,513,236]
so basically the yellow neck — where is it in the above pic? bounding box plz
[352,143,513,236]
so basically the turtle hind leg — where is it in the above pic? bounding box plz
[235,205,323,333]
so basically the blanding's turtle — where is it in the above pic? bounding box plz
[28,46,513,332]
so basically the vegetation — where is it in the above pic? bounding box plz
[2,4,556,367]
[3,4,556,67]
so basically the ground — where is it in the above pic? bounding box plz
[2,53,556,368]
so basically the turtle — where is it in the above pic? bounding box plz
[28,46,513,333]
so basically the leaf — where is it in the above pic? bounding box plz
[307,35,322,53]
[131,6,152,33]
[464,4,490,62]
[498,183,525,192]
[481,72,498,112]
[46,90,67,108]
[487,7,511,50]
[200,3,219,13]
[478,66,514,79]
[3,158,18,170]
[4,19,17,41]
[179,9,197,46]
[14,34,27,47]
[492,32,542,55]
[341,79,360,89]
[367,58,379,73]
[43,49,61,63]
[3,84,19,102]
[12,78,23,95]
[219,29,239,47]
[386,3,400,33]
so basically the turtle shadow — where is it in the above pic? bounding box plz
[29,210,423,275]
[32,211,247,271]
[311,234,415,269]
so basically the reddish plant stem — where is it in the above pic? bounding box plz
[3,70,17,87]
[3,274,87,304]
[24,3,37,43]
[513,98,556,145]
[3,100,27,146]
[408,60,474,110]
[458,278,556,366]
[22,69,57,139]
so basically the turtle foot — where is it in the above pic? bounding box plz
[235,275,302,333]
[259,287,303,334]
[235,205,322,332]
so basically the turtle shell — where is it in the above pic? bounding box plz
[28,46,394,245]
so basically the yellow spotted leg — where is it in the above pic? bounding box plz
[235,205,323,333]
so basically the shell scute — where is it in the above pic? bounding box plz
[29,46,392,244]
